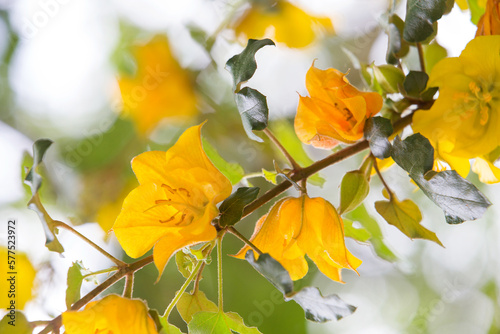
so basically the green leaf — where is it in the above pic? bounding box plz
[161,323,184,334]
[424,41,447,73]
[24,139,53,195]
[271,120,325,187]
[203,138,245,185]
[175,251,196,278]
[245,251,293,295]
[188,311,262,334]
[225,38,275,92]
[339,171,370,214]
[27,195,64,253]
[386,14,410,65]
[343,219,371,242]
[403,71,429,98]
[468,0,486,25]
[392,134,434,175]
[262,168,278,184]
[392,134,491,224]
[346,205,397,261]
[286,287,356,322]
[364,117,394,159]
[0,311,32,334]
[177,290,218,323]
[403,0,447,42]
[234,87,269,142]
[375,194,442,245]
[371,64,405,94]
[66,261,85,309]
[219,187,260,227]
[149,309,185,334]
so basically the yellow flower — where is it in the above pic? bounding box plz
[234,195,361,282]
[118,35,198,135]
[0,247,36,310]
[412,36,500,181]
[295,64,383,148]
[476,0,500,36]
[232,1,333,48]
[113,124,232,277]
[62,295,158,334]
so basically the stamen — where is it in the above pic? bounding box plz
[162,184,176,194]
[159,210,180,224]
[155,199,171,205]
[178,188,191,197]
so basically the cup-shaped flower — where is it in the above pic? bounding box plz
[476,0,500,36]
[412,36,500,180]
[118,35,198,135]
[295,64,383,149]
[232,1,333,48]
[113,124,232,278]
[62,295,158,334]
[234,195,361,282]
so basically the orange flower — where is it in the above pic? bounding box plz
[295,64,383,149]
[118,35,198,135]
[476,0,500,36]
[232,1,333,48]
[234,195,361,282]
[62,295,158,334]
[112,124,232,278]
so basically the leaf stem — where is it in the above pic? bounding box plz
[163,259,205,320]
[54,221,126,267]
[371,154,394,200]
[263,128,301,171]
[81,267,118,279]
[416,42,426,73]
[193,261,206,294]
[227,226,263,255]
[217,236,223,312]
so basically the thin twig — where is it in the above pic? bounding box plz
[227,226,263,255]
[416,42,426,73]
[263,128,301,170]
[193,261,206,294]
[371,154,394,200]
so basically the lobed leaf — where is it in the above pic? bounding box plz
[403,0,447,42]
[364,117,394,159]
[188,311,262,334]
[225,39,275,92]
[66,261,85,309]
[245,251,293,295]
[219,187,260,227]
[177,290,218,323]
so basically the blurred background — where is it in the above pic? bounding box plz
[1,0,499,333]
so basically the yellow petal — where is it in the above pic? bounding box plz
[62,295,158,334]
[0,247,36,310]
[472,156,500,183]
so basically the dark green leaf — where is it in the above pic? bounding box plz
[403,71,429,98]
[346,205,397,261]
[339,171,370,214]
[188,311,262,334]
[219,187,260,227]
[403,0,447,42]
[287,287,356,322]
[234,87,269,142]
[0,311,32,334]
[386,14,410,64]
[245,251,293,295]
[364,117,393,159]
[392,134,434,175]
[392,134,491,224]
[66,261,85,309]
[203,138,245,185]
[225,38,275,92]
[375,194,442,245]
[413,171,491,224]
[24,139,53,195]
[177,290,218,323]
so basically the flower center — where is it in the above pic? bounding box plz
[455,79,498,126]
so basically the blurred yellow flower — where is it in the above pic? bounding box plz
[113,124,232,277]
[476,0,500,35]
[295,64,383,149]
[0,247,36,310]
[234,195,361,282]
[62,295,158,334]
[412,36,500,182]
[118,35,198,135]
[233,1,333,48]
